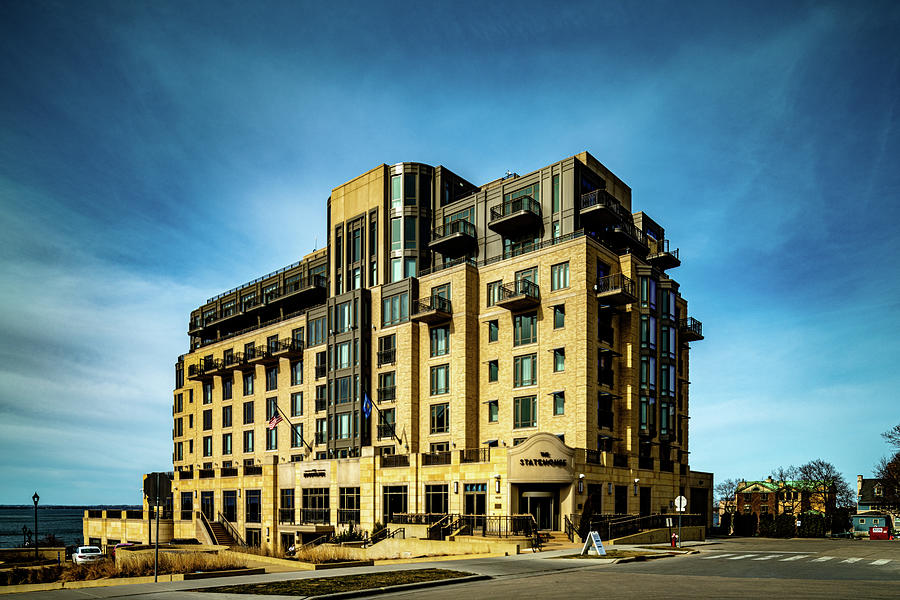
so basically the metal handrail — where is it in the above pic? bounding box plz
[412,296,452,315]
[432,220,476,240]
[580,189,625,216]
[596,273,635,296]
[490,195,541,221]
[679,317,703,337]
[217,512,247,547]
[499,279,540,302]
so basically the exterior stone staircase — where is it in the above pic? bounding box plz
[209,522,236,547]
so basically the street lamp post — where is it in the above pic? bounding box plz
[32,492,39,561]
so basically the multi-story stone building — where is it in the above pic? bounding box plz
[163,150,709,551]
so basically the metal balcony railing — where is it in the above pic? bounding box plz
[278,508,295,524]
[679,317,703,339]
[299,508,330,524]
[490,195,541,221]
[432,219,476,240]
[421,451,452,466]
[596,273,636,297]
[580,189,624,215]
[381,454,410,468]
[377,423,396,439]
[377,349,396,366]
[498,280,540,303]
[459,448,490,463]
[377,386,396,403]
[412,295,452,315]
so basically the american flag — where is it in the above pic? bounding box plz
[267,413,283,430]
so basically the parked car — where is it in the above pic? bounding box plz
[72,546,104,564]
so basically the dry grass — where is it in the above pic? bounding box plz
[290,545,358,564]
[0,552,248,586]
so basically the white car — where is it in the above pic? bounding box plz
[72,546,104,565]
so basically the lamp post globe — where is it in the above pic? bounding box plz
[32,492,39,561]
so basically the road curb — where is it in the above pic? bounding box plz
[612,552,683,564]
[307,574,491,599]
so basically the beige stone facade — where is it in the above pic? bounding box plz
[87,151,712,552]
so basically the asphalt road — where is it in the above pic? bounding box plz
[9,537,900,599]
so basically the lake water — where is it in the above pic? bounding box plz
[0,507,87,548]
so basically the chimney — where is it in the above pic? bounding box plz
[857,475,863,495]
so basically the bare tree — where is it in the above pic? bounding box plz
[875,423,900,511]
[882,424,900,449]
[771,465,802,516]
[714,478,741,514]
[797,459,854,517]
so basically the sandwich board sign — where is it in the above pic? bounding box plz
[581,531,606,556]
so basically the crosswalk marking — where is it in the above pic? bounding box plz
[779,555,810,561]
[811,556,834,562]
[871,559,891,566]
[840,558,862,563]
[727,555,757,560]
[752,555,781,560]
[701,553,734,559]
[697,553,893,566]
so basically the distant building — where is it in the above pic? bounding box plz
[854,475,896,537]
[85,151,712,553]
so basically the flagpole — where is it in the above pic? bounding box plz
[275,403,313,452]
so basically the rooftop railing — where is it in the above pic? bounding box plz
[490,195,541,221]
[432,219,476,240]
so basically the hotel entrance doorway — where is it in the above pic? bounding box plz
[522,491,555,530]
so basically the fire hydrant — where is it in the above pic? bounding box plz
[671,532,678,547]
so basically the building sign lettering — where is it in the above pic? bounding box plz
[519,457,567,467]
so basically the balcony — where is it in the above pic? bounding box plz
[613,453,629,468]
[272,338,304,359]
[187,359,222,381]
[381,454,410,468]
[495,280,540,311]
[299,508,330,524]
[222,351,249,372]
[198,469,215,479]
[269,274,327,307]
[488,196,542,236]
[580,189,625,227]
[221,467,238,477]
[429,220,477,257]
[460,448,490,463]
[595,273,637,306]
[410,296,452,324]
[377,386,396,403]
[679,317,704,342]
[607,220,649,256]
[377,349,396,366]
[243,465,263,476]
[647,238,681,270]
[248,346,279,366]
[278,508,295,524]
[422,451,452,466]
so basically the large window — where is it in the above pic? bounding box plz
[598,393,614,429]
[223,378,233,401]
[404,216,417,249]
[486,281,502,307]
[336,412,351,439]
[391,175,402,209]
[243,401,254,424]
[265,397,277,420]
[640,356,657,391]
[382,292,409,326]
[430,403,449,433]
[335,341,351,369]
[291,361,303,385]
[382,485,408,521]
[488,360,499,382]
[488,319,499,342]
[641,315,657,349]
[339,487,361,524]
[222,433,232,455]
[404,173,417,205]
[243,429,254,452]
[291,423,304,448]
[430,365,449,395]
[243,372,254,395]
[488,399,499,422]
[553,391,565,416]
[425,484,449,515]
[551,174,560,213]
[514,312,537,346]
[334,301,354,333]
[430,326,449,356]
[203,382,213,405]
[390,217,401,251]
[222,405,232,428]
[266,426,277,450]
[553,305,565,329]
[641,277,658,310]
[514,395,537,428]
[378,407,395,439]
[378,371,396,403]
[553,348,565,372]
[203,435,212,457]
[266,366,278,391]
[291,392,303,417]
[513,354,537,387]
[202,409,212,431]
[308,316,326,346]
[551,262,569,290]
[302,488,330,524]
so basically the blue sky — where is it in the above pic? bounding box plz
[1,0,898,504]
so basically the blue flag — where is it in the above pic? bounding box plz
[362,392,372,419]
